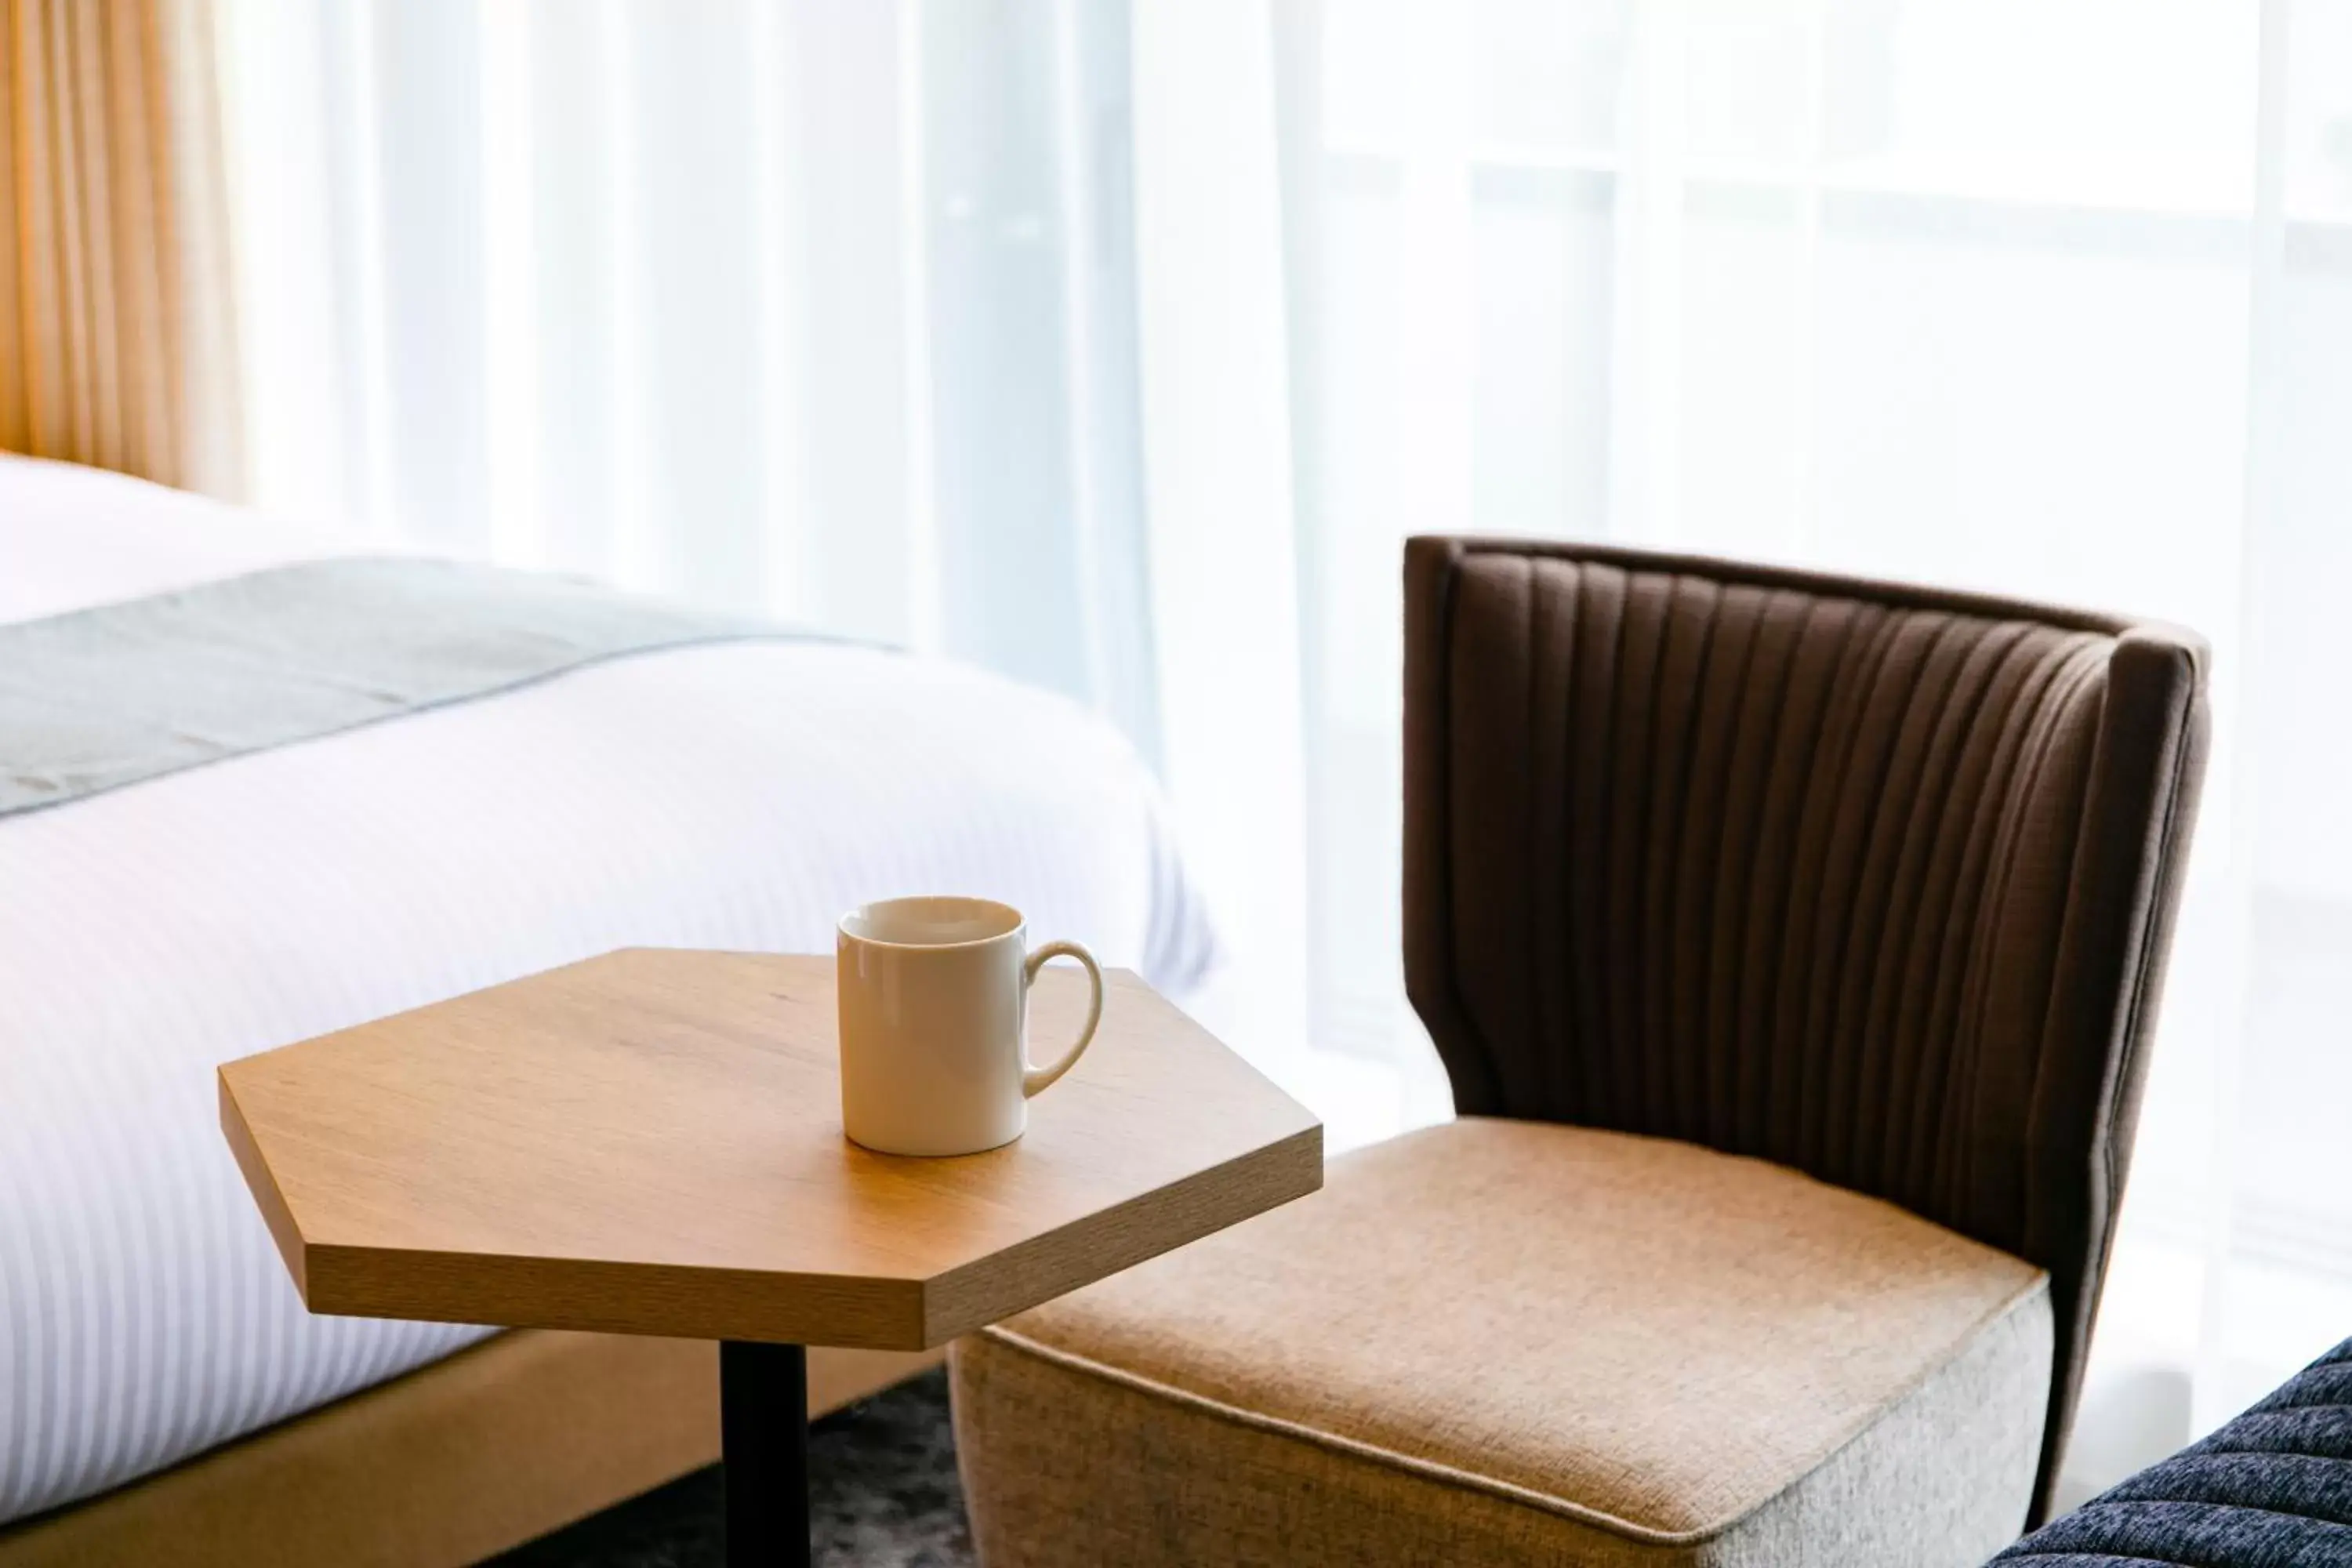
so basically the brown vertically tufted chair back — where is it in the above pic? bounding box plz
[1402,537,2208,1519]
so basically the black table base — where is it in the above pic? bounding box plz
[720,1341,811,1566]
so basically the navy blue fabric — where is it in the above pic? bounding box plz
[1992,1338,2352,1566]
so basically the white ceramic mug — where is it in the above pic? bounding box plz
[836,895,1105,1156]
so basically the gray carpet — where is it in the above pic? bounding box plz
[487,1370,974,1567]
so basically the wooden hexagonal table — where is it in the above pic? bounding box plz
[220,948,1322,1566]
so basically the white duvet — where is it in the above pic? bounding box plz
[0,457,1219,1523]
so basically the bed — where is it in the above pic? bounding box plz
[0,456,1220,1563]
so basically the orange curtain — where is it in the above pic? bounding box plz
[0,0,241,494]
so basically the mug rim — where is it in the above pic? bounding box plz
[838,895,1025,951]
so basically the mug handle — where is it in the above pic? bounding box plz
[1021,939,1104,1098]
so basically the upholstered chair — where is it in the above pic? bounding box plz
[951,538,2209,1566]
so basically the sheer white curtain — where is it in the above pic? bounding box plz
[219,0,1319,1094]
[1278,0,2352,1504]
[219,0,2352,1502]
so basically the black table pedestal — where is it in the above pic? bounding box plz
[720,1341,811,1566]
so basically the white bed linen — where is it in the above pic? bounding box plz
[0,458,1218,1523]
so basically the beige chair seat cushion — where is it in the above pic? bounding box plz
[953,1118,2053,1566]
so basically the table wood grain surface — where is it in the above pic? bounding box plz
[220,949,1322,1351]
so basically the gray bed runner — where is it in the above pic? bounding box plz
[0,557,800,818]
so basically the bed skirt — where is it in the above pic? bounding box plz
[0,1330,938,1567]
